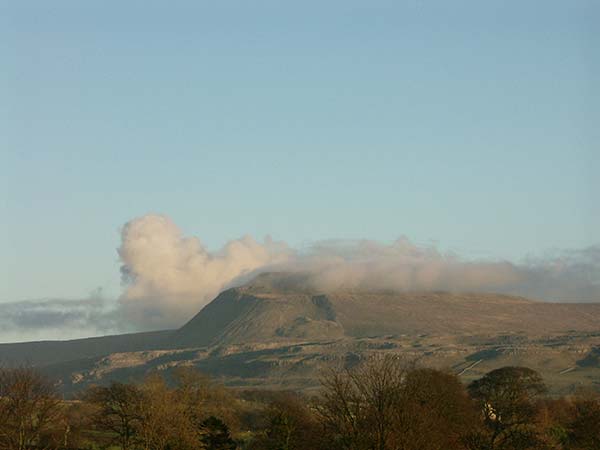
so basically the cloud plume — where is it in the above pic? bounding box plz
[118,214,292,329]
[117,214,600,331]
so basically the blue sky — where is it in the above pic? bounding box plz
[1,1,598,302]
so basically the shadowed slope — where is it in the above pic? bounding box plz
[173,287,343,348]
[0,330,172,366]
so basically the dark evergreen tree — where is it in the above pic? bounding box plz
[200,416,237,450]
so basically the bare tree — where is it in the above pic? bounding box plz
[317,359,479,450]
[172,367,240,432]
[0,367,63,450]
[249,392,324,450]
[136,373,198,450]
[316,355,409,450]
[85,369,241,450]
[84,382,143,450]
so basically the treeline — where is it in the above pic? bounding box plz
[0,358,599,450]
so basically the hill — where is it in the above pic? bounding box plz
[1,272,599,395]
[174,272,600,347]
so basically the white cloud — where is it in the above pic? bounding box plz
[116,214,600,330]
[118,214,292,329]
